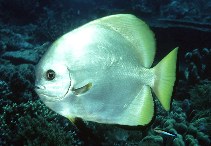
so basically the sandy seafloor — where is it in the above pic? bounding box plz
[0,0,211,145]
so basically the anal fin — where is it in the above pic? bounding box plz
[120,86,154,126]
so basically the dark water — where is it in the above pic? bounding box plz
[0,0,210,145]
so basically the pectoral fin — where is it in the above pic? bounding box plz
[72,83,92,95]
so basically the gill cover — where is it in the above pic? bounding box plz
[35,63,71,101]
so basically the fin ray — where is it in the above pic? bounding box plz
[88,14,156,68]
[152,47,178,111]
[120,86,154,126]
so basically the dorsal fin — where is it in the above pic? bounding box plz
[88,14,156,68]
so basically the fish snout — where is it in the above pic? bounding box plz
[34,84,46,90]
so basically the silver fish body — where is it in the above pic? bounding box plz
[35,14,178,126]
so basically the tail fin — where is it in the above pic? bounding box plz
[152,47,178,111]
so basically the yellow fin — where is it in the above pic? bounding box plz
[88,14,156,68]
[72,83,92,95]
[137,86,154,125]
[67,116,75,123]
[152,47,178,111]
[120,86,154,126]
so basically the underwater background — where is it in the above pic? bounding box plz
[0,0,210,145]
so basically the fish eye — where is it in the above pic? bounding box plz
[46,69,56,80]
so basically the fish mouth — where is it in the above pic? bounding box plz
[34,82,92,101]
[72,82,92,96]
[37,93,58,102]
[34,84,46,90]
[34,84,71,102]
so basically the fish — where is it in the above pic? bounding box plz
[35,14,178,126]
[154,129,177,137]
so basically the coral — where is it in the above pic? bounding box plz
[184,135,198,145]
[161,0,210,20]
[172,135,185,146]
[0,80,12,98]
[0,100,82,146]
[140,135,163,146]
[2,49,39,64]
[0,62,37,103]
[189,81,211,110]
[0,28,34,51]
[152,98,210,146]
[184,48,211,83]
